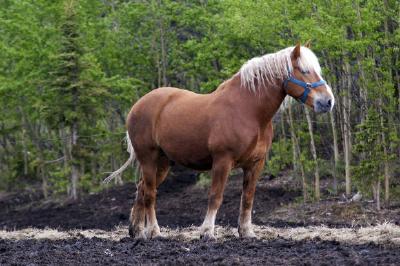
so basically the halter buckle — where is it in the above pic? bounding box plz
[306,82,312,88]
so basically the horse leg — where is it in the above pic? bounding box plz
[145,155,170,239]
[238,159,264,238]
[200,156,232,240]
[129,177,146,239]
[129,159,157,239]
[156,155,170,187]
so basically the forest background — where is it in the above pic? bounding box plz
[0,0,399,210]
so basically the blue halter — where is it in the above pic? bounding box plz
[283,69,326,103]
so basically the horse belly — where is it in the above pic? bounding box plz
[156,98,213,170]
[158,131,213,171]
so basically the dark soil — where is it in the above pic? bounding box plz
[1,169,400,265]
[1,237,398,266]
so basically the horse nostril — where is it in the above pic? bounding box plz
[316,99,332,112]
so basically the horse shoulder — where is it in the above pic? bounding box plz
[206,107,262,162]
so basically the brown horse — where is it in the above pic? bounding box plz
[104,43,334,240]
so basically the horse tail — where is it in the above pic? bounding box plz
[103,131,137,184]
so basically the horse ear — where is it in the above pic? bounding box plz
[292,42,301,59]
[304,40,311,48]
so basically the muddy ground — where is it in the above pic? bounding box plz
[1,170,400,265]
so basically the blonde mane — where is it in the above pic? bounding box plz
[239,46,322,91]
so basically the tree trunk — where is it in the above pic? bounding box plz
[287,104,307,202]
[395,52,400,159]
[69,121,79,201]
[152,31,161,88]
[396,52,400,120]
[373,179,381,211]
[112,154,123,185]
[160,26,167,86]
[329,111,339,195]
[305,108,320,201]
[22,128,28,175]
[379,93,390,206]
[325,58,340,195]
[343,60,352,197]
[18,107,30,176]
[280,111,286,141]
[288,111,298,174]
[38,162,48,199]
[60,127,69,170]
[278,111,287,167]
[383,141,390,206]
[19,107,48,198]
[354,0,368,119]
[382,0,392,206]
[157,0,168,86]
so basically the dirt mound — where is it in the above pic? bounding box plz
[267,199,400,228]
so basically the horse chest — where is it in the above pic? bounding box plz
[232,123,272,167]
[237,136,267,165]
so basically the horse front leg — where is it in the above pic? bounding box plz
[238,159,264,238]
[200,156,233,240]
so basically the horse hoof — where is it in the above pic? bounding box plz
[199,226,216,241]
[239,230,257,239]
[146,226,162,239]
[200,232,216,241]
[128,224,147,240]
[200,234,216,241]
[152,234,165,240]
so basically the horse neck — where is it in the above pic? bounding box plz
[217,74,286,127]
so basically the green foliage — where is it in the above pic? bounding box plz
[352,109,394,196]
[267,140,293,176]
[197,172,211,188]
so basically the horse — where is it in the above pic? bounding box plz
[104,43,334,240]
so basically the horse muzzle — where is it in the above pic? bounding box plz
[314,97,334,113]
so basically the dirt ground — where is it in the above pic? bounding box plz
[1,169,400,265]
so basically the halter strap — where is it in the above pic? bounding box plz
[283,69,326,103]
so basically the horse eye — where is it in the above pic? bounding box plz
[301,70,310,75]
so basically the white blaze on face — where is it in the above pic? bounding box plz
[325,83,335,110]
[313,72,335,112]
[298,48,335,112]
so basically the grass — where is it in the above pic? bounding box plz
[1,223,400,246]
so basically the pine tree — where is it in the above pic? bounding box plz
[43,0,108,200]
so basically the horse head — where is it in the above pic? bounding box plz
[284,42,335,113]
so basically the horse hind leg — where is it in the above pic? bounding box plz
[145,155,170,239]
[129,176,147,239]
[129,157,157,239]
[156,154,170,187]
